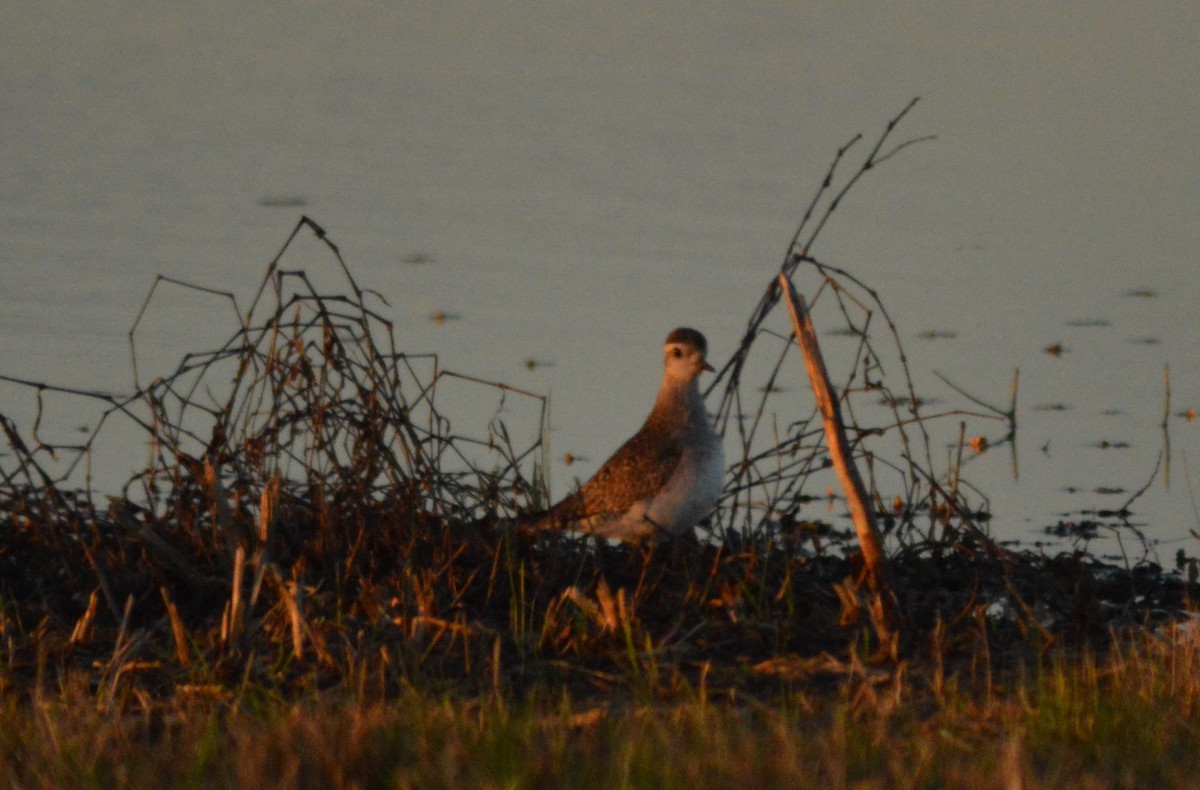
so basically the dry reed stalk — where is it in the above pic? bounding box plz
[273,571,305,660]
[778,272,897,653]
[260,474,281,544]
[113,593,134,656]
[68,589,99,645]
[160,586,192,667]
[596,578,620,633]
[221,544,246,649]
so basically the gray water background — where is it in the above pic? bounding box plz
[3,3,1199,558]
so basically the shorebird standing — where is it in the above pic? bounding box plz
[523,327,725,542]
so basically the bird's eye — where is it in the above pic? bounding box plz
[672,347,683,358]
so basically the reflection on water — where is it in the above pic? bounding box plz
[2,3,1199,557]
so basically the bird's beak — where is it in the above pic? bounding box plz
[702,360,714,373]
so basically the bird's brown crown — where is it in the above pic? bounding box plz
[664,327,708,355]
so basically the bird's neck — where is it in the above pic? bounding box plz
[646,377,707,433]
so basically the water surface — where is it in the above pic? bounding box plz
[3,3,1199,557]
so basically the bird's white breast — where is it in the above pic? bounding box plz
[642,427,725,537]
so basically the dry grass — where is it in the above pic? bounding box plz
[1,101,1195,787]
[3,630,1200,788]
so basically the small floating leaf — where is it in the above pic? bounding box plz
[258,196,307,208]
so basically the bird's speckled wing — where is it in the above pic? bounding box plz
[543,427,682,525]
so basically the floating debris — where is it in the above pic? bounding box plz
[1065,318,1110,328]
[917,329,957,340]
[1123,288,1157,299]
[1089,507,1134,520]
[1126,336,1161,346]
[402,253,435,265]
[1045,520,1101,539]
[1034,403,1070,412]
[879,394,929,408]
[430,310,461,324]
[1091,440,1131,449]
[258,196,307,208]
[1044,342,1065,357]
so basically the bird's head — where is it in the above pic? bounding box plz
[662,327,714,382]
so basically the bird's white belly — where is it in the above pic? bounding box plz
[595,432,724,540]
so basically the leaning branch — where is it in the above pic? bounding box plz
[779,272,898,654]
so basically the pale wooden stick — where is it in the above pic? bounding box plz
[778,273,898,650]
[160,586,192,667]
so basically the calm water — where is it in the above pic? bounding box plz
[3,3,1199,558]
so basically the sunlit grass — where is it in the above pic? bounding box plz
[3,630,1199,788]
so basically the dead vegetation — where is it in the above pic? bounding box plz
[0,101,1192,717]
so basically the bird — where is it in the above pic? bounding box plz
[520,327,725,542]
